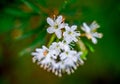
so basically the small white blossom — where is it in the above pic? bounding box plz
[58,41,70,51]
[31,41,83,77]
[47,15,66,39]
[49,42,61,54]
[63,25,80,44]
[60,50,83,74]
[81,21,103,44]
[31,46,49,63]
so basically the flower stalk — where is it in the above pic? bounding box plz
[47,34,56,47]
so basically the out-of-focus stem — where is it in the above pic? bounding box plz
[80,33,86,37]
[76,39,88,60]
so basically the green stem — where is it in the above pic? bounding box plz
[76,39,88,60]
[47,34,56,47]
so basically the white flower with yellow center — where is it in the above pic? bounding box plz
[31,46,49,63]
[81,21,103,44]
[63,25,80,44]
[47,15,66,39]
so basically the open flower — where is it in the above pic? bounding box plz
[31,41,83,77]
[63,25,80,44]
[60,50,83,75]
[81,21,103,44]
[47,15,66,39]
[31,46,49,63]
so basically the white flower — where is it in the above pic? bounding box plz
[81,21,103,44]
[60,50,83,75]
[31,41,84,77]
[32,46,53,70]
[48,41,70,61]
[58,41,70,51]
[31,46,49,63]
[63,25,80,44]
[49,42,61,54]
[47,15,66,39]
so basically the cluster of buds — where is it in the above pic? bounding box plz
[32,15,103,77]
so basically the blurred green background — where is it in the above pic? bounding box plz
[0,0,120,84]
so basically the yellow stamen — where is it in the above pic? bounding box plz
[86,33,92,39]
[43,50,48,56]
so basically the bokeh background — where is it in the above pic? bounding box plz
[0,0,120,84]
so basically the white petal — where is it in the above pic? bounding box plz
[75,32,80,36]
[55,30,62,39]
[56,15,62,25]
[71,25,77,30]
[47,27,54,33]
[65,37,72,44]
[59,23,65,29]
[92,32,103,38]
[65,25,70,31]
[90,21,100,30]
[47,17,54,26]
[73,37,78,42]
[91,37,97,44]
[82,23,90,33]
[36,48,41,52]
[31,52,38,56]
[32,57,36,63]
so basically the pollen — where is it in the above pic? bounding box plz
[43,50,48,56]
[86,33,92,39]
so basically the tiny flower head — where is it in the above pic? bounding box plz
[31,46,49,63]
[47,15,66,39]
[63,25,80,44]
[60,50,83,74]
[81,21,103,44]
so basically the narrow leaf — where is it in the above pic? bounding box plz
[85,42,94,52]
[21,0,41,14]
[4,8,30,17]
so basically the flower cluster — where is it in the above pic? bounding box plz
[32,15,103,77]
[32,41,83,77]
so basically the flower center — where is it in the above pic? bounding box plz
[56,45,59,48]
[68,31,73,35]
[66,51,69,55]
[54,24,58,29]
[86,33,92,39]
[43,50,48,56]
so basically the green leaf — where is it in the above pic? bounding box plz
[4,8,31,17]
[81,50,88,60]
[85,42,95,52]
[21,0,41,14]
[36,0,47,7]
